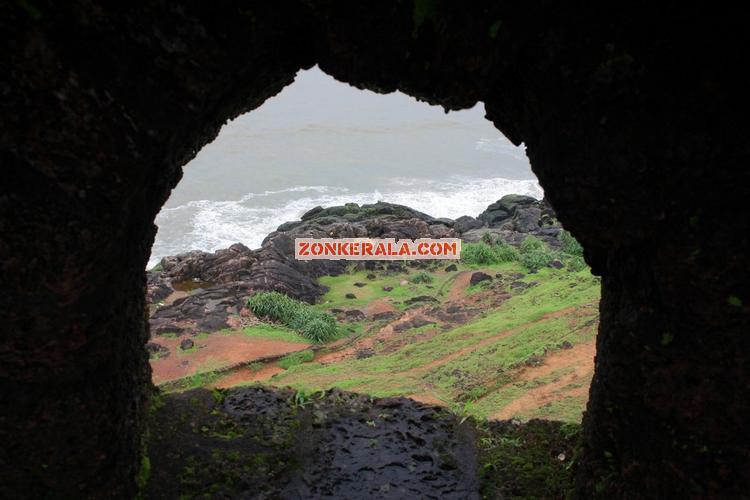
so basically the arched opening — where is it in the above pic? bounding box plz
[142,65,599,498]
[2,3,747,499]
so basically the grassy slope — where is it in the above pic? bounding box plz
[263,261,600,423]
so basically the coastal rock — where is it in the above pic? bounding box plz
[150,282,254,336]
[147,273,173,304]
[158,243,257,284]
[453,215,484,233]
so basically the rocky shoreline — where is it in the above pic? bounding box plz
[147,195,561,339]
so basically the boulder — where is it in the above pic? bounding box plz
[158,243,257,284]
[470,272,493,286]
[453,215,484,233]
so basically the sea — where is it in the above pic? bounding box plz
[147,67,542,268]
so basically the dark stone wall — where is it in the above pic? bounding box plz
[0,1,314,497]
[1,0,748,497]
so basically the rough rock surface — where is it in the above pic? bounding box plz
[146,387,480,499]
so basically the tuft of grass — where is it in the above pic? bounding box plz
[136,455,151,491]
[565,255,588,272]
[520,235,545,253]
[519,236,558,272]
[558,229,584,257]
[462,243,498,265]
[278,349,315,369]
[409,271,434,284]
[493,239,520,262]
[248,291,337,343]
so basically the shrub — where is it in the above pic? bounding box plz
[278,349,315,369]
[493,239,520,263]
[566,255,588,272]
[247,291,337,343]
[520,235,545,253]
[462,242,520,266]
[409,271,433,284]
[481,232,495,245]
[517,236,559,272]
[520,248,557,272]
[558,229,584,257]
[462,243,499,265]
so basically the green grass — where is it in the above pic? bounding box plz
[461,242,520,266]
[315,267,454,310]
[478,420,581,498]
[269,265,600,420]
[240,324,309,344]
[277,349,315,369]
[180,250,599,423]
[409,271,433,284]
[558,229,584,256]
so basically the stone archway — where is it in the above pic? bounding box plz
[1,1,747,497]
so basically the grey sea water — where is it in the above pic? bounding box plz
[148,67,541,268]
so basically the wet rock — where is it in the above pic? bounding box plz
[470,272,493,286]
[382,286,393,292]
[510,281,528,291]
[343,310,366,322]
[453,215,484,233]
[386,262,406,273]
[429,223,454,238]
[158,243,257,284]
[345,293,356,299]
[445,264,458,272]
[179,338,194,350]
[550,259,565,269]
[513,206,542,232]
[150,282,254,335]
[146,273,173,304]
[276,220,303,232]
[404,295,439,306]
[353,282,366,287]
[372,311,401,321]
[366,273,377,280]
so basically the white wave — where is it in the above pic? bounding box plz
[147,176,543,269]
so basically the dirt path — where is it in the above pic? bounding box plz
[150,333,309,385]
[212,364,286,388]
[491,340,595,420]
[363,297,397,317]
[315,305,439,364]
[447,271,472,302]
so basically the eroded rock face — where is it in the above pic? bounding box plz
[158,243,257,284]
[2,2,748,498]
